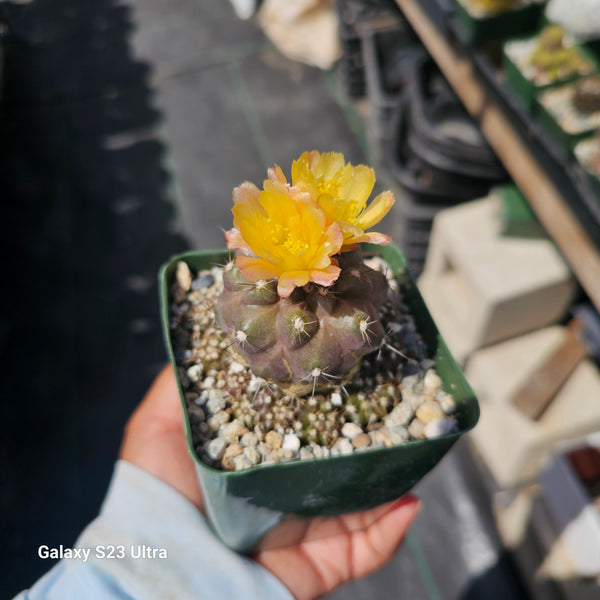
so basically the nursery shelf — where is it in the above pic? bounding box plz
[395,0,600,313]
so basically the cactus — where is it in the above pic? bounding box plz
[215,250,388,396]
[529,25,589,83]
[215,151,395,397]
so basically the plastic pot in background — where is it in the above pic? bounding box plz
[159,244,479,553]
[405,53,507,181]
[450,0,547,46]
[384,94,494,204]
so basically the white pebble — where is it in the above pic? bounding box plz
[243,446,261,465]
[424,369,442,393]
[228,361,246,374]
[201,376,216,390]
[206,389,227,414]
[282,434,301,453]
[330,392,343,407]
[241,432,258,447]
[341,422,363,440]
[388,425,409,445]
[438,392,457,415]
[206,438,227,461]
[186,364,203,382]
[338,438,354,455]
[311,444,324,458]
[385,401,414,427]
[424,418,458,439]
[278,448,294,462]
[232,455,251,471]
[299,447,314,460]
[248,376,263,393]
[220,419,247,443]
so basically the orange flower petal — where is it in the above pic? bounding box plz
[277,271,311,298]
[233,181,263,213]
[225,227,254,256]
[309,264,341,287]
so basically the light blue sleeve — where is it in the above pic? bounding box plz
[14,460,295,600]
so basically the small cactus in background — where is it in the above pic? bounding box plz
[215,151,395,397]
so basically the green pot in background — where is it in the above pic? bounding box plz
[159,243,479,553]
[451,0,546,46]
[536,79,600,155]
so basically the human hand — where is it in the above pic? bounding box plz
[120,365,421,600]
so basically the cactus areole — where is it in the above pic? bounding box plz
[215,151,396,397]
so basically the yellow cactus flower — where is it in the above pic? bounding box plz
[226,178,343,298]
[287,150,395,248]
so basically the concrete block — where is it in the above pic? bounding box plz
[466,328,600,488]
[418,194,577,365]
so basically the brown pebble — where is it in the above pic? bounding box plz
[352,433,372,449]
[415,401,445,423]
[221,443,243,470]
[176,261,192,291]
[265,431,283,449]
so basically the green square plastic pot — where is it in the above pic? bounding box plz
[497,184,547,238]
[159,243,479,553]
[452,0,546,46]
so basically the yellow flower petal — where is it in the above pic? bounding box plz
[235,255,281,279]
[290,150,393,248]
[354,190,395,231]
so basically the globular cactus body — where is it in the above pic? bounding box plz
[215,251,388,396]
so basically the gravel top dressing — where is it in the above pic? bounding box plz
[169,257,459,472]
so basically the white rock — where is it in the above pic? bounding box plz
[248,376,264,392]
[243,446,261,465]
[220,419,248,443]
[338,438,354,455]
[201,376,216,390]
[424,369,442,393]
[424,418,458,439]
[437,392,457,415]
[232,455,251,471]
[282,433,301,453]
[385,401,414,427]
[241,432,258,447]
[228,361,246,374]
[388,425,409,445]
[311,444,324,458]
[206,389,227,414]
[341,422,363,440]
[206,438,227,461]
[299,447,314,460]
[330,392,343,407]
[186,364,203,382]
[278,448,294,462]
